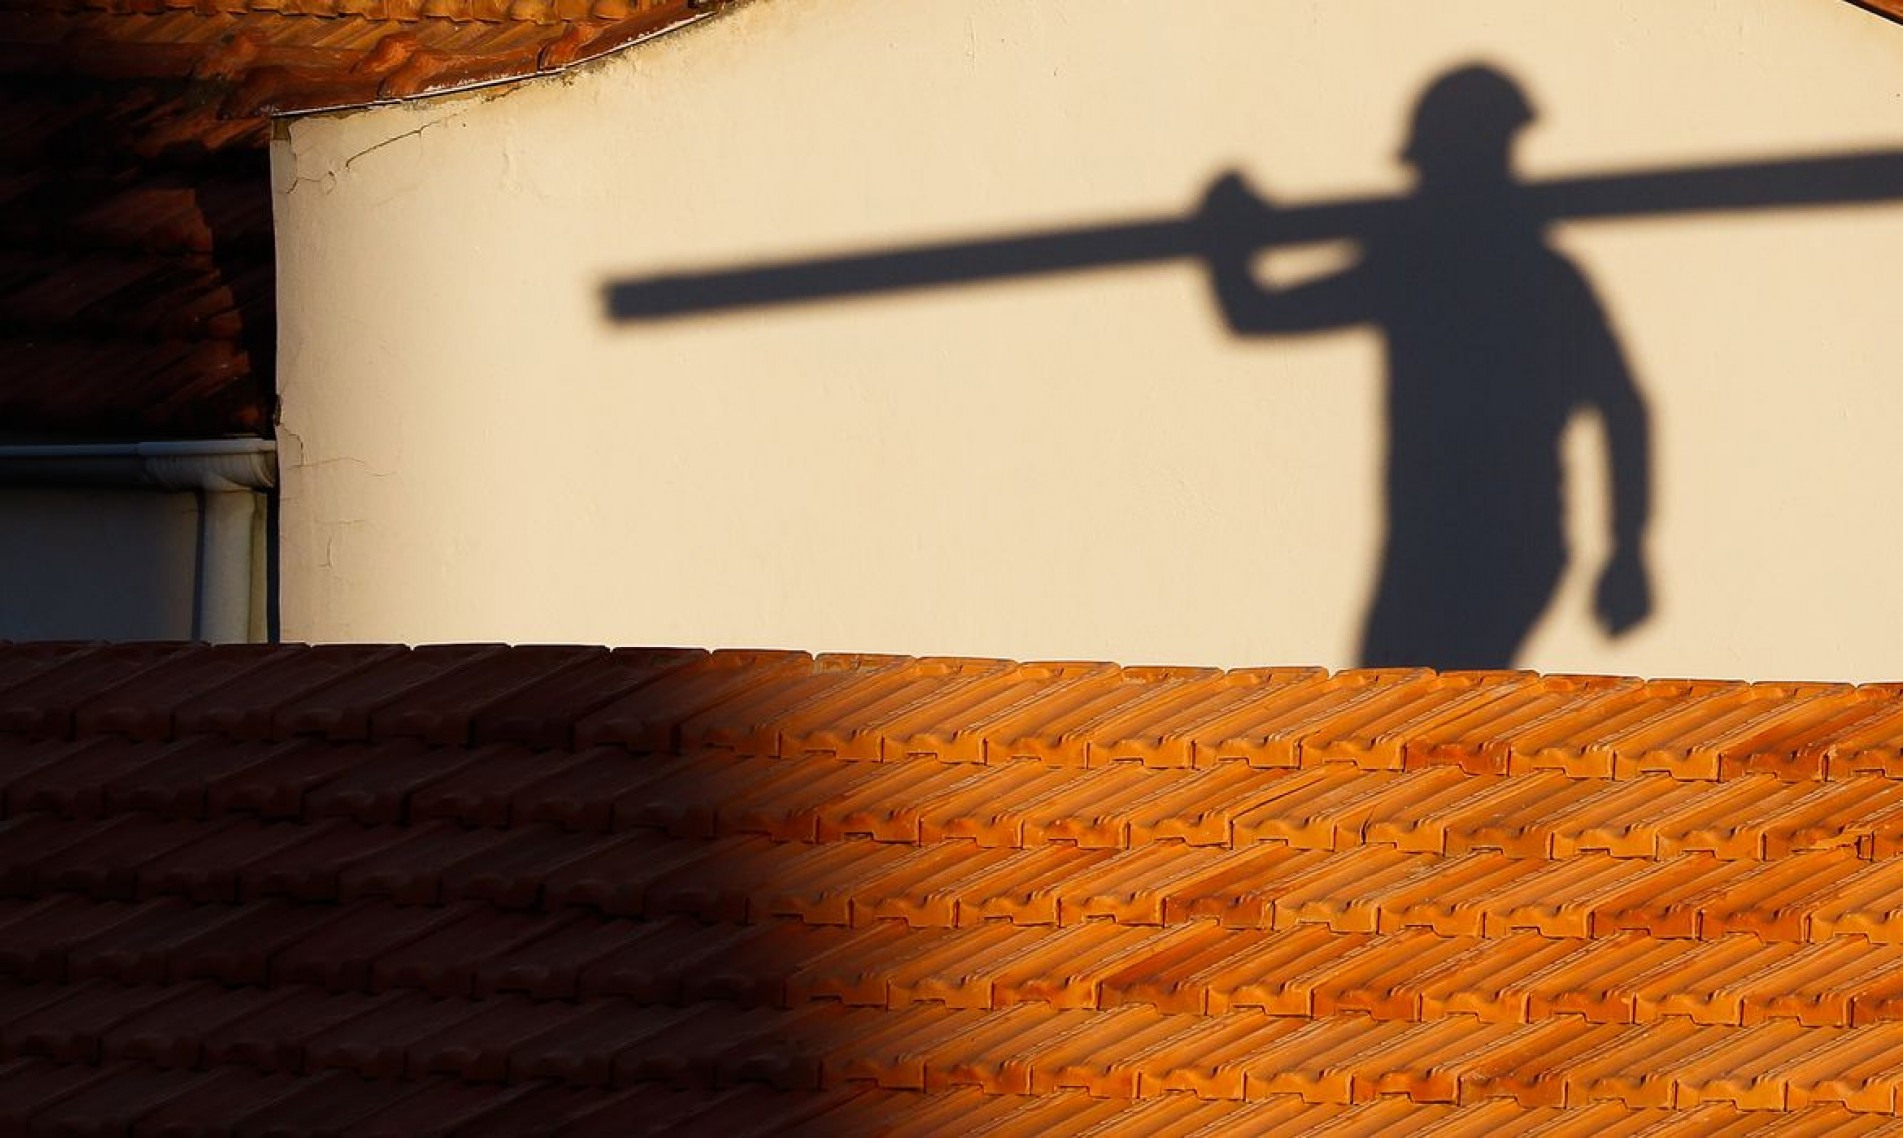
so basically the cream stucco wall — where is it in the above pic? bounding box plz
[275,0,1903,680]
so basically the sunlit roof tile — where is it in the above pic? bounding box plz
[9,643,1903,1127]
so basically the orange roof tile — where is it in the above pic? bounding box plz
[18,1,719,119]
[9,643,1903,1129]
[1855,2,1903,27]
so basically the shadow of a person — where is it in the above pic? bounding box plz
[1198,64,1654,670]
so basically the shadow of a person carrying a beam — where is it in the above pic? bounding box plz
[1198,64,1654,670]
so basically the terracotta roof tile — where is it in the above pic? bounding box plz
[12,643,1903,1128]
[0,69,271,439]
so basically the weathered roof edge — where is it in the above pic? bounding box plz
[253,0,1903,119]
[1847,0,1903,26]
[245,0,734,117]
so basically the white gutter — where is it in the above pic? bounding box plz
[0,439,277,643]
[0,438,276,491]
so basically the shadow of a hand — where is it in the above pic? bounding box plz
[1595,545,1652,637]
[1196,171,1273,258]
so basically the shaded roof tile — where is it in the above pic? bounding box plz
[171,645,407,740]
[10,643,1903,1129]
[0,643,190,739]
[0,0,719,440]
[468,645,706,750]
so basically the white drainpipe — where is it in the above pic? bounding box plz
[0,439,278,642]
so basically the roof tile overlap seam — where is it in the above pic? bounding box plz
[9,646,1903,779]
[8,644,1903,1130]
[15,818,1903,950]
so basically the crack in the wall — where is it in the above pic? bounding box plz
[275,424,393,478]
[340,121,441,173]
[273,423,305,469]
[297,457,394,477]
[275,111,468,197]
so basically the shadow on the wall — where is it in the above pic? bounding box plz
[1198,66,1651,670]
[603,64,1903,670]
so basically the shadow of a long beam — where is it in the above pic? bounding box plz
[604,150,1903,321]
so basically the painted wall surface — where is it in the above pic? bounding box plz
[275,0,1903,680]
[0,489,200,640]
